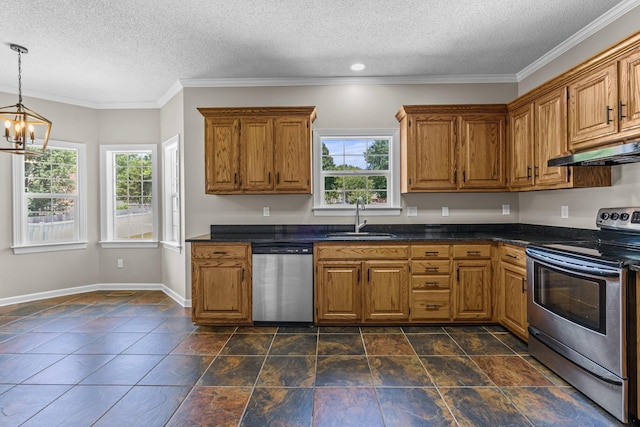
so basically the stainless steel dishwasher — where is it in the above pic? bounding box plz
[252,242,314,323]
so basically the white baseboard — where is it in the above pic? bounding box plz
[0,283,192,308]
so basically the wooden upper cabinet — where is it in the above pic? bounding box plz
[459,114,506,189]
[241,117,274,191]
[508,103,535,188]
[534,88,570,187]
[198,106,316,194]
[619,49,640,132]
[397,105,507,193]
[274,116,312,192]
[568,62,618,149]
[204,117,240,193]
[407,115,457,191]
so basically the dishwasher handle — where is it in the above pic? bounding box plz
[252,242,313,255]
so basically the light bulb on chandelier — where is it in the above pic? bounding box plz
[0,44,51,155]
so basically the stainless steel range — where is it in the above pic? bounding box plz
[526,207,639,423]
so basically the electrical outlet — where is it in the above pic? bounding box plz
[502,204,510,215]
[117,259,124,268]
[442,206,449,217]
[263,207,270,217]
[561,206,569,218]
[407,206,418,217]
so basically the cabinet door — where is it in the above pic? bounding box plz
[274,116,311,193]
[453,260,492,320]
[407,115,457,190]
[316,262,361,322]
[568,62,618,148]
[204,117,240,193]
[363,261,409,322]
[192,260,251,324]
[459,114,506,189]
[500,262,528,340]
[508,103,535,188]
[619,50,640,132]
[241,117,274,191]
[535,87,570,187]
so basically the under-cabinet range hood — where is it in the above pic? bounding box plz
[548,141,640,166]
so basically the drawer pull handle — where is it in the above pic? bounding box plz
[506,254,518,259]
[213,251,228,255]
[425,267,439,271]
[425,303,441,309]
[424,251,438,256]
[467,251,481,255]
[425,281,440,286]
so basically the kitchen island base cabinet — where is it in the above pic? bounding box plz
[191,243,252,325]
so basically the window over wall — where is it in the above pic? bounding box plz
[162,135,181,252]
[12,140,87,254]
[100,144,158,248]
[312,129,400,215]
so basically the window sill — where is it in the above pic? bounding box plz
[99,241,159,249]
[12,241,89,255]
[312,207,402,217]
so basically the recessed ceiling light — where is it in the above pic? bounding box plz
[350,63,366,71]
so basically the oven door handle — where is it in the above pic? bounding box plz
[528,326,624,386]
[526,248,621,278]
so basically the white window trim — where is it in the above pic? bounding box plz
[12,140,88,254]
[312,128,401,216]
[100,144,159,249]
[161,135,182,253]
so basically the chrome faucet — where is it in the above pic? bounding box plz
[354,197,367,233]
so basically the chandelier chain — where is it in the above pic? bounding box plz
[17,49,22,105]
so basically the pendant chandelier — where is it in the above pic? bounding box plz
[0,44,51,155]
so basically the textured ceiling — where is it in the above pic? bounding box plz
[0,0,636,108]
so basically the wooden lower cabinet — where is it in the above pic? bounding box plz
[498,244,528,340]
[364,261,409,322]
[314,243,409,324]
[453,259,492,320]
[452,243,493,321]
[315,262,361,322]
[191,243,252,325]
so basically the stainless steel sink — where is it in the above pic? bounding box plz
[324,232,396,239]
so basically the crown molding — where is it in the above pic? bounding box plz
[517,0,640,81]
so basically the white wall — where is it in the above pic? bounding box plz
[182,84,520,241]
[518,6,640,229]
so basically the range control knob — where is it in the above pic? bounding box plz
[600,212,610,220]
[611,213,620,220]
[621,213,630,221]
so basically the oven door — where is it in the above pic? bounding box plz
[526,247,627,378]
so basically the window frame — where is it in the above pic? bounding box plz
[161,135,182,253]
[12,139,87,254]
[100,144,159,248]
[312,128,401,216]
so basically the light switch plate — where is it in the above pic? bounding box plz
[502,204,510,215]
[263,207,270,217]
[442,206,449,217]
[407,206,418,217]
[561,206,569,218]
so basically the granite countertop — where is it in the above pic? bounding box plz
[187,223,599,247]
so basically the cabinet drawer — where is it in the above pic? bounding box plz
[500,245,526,266]
[411,260,451,274]
[192,243,249,259]
[452,244,492,259]
[411,275,450,290]
[411,244,451,259]
[411,290,451,320]
[316,244,409,260]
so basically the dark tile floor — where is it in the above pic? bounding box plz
[0,290,627,426]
